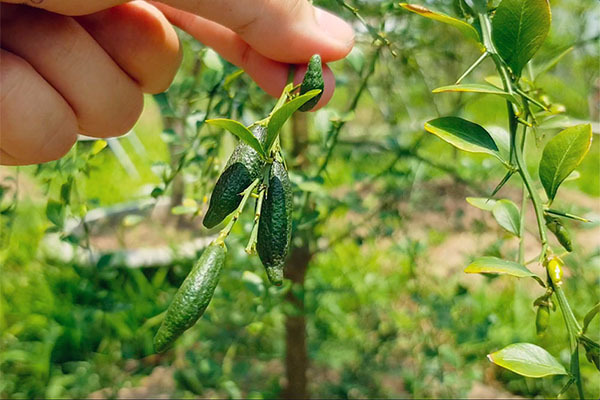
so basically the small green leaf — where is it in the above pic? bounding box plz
[46,200,65,229]
[488,343,568,378]
[425,117,500,157]
[207,119,266,158]
[539,124,593,201]
[400,3,481,44]
[492,199,521,236]
[465,257,535,278]
[583,303,600,334]
[492,0,552,76]
[265,89,321,153]
[466,197,497,211]
[433,83,518,103]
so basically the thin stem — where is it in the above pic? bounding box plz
[518,183,527,264]
[456,52,489,84]
[245,185,266,254]
[215,179,260,245]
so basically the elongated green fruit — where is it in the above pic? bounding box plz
[535,305,550,336]
[545,216,573,252]
[154,244,225,353]
[257,161,293,285]
[203,126,267,228]
[299,54,324,112]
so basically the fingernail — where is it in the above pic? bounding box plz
[315,8,355,52]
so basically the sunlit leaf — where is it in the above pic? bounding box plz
[492,0,552,76]
[488,343,567,377]
[207,119,266,158]
[433,84,518,103]
[465,257,535,278]
[539,124,592,201]
[400,3,481,44]
[492,199,521,236]
[466,197,497,211]
[265,90,321,153]
[425,117,500,157]
[583,303,600,334]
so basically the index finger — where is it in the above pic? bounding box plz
[2,0,354,63]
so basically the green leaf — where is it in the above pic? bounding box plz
[265,89,321,153]
[207,119,266,158]
[46,200,65,229]
[583,303,600,334]
[487,343,568,378]
[539,124,593,201]
[432,83,518,103]
[465,257,535,278]
[492,199,521,236]
[400,3,481,44]
[466,197,497,211]
[491,0,552,76]
[425,117,500,157]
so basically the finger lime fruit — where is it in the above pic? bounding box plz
[154,243,225,353]
[203,126,267,228]
[535,305,550,336]
[299,54,325,112]
[545,216,573,252]
[257,161,293,285]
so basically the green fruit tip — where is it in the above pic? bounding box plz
[266,266,284,286]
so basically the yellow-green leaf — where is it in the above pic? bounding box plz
[465,257,534,278]
[400,3,481,44]
[425,117,500,157]
[492,199,521,236]
[488,343,567,378]
[432,83,518,104]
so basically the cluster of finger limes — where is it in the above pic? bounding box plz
[153,55,324,352]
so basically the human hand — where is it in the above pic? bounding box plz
[0,0,354,165]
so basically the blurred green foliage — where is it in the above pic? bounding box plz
[1,0,598,398]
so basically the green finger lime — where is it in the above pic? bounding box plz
[299,54,325,112]
[203,126,267,228]
[256,161,293,285]
[154,243,225,353]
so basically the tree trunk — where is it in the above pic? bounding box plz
[283,113,312,399]
[283,244,311,399]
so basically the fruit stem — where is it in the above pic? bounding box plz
[245,185,266,255]
[214,178,260,245]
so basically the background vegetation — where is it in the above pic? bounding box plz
[1,0,598,398]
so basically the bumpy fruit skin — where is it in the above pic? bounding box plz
[154,244,225,353]
[299,54,325,112]
[535,305,550,336]
[545,216,573,252]
[257,161,293,285]
[203,126,267,228]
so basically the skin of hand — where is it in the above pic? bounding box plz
[0,0,354,165]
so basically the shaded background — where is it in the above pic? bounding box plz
[1,0,599,398]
